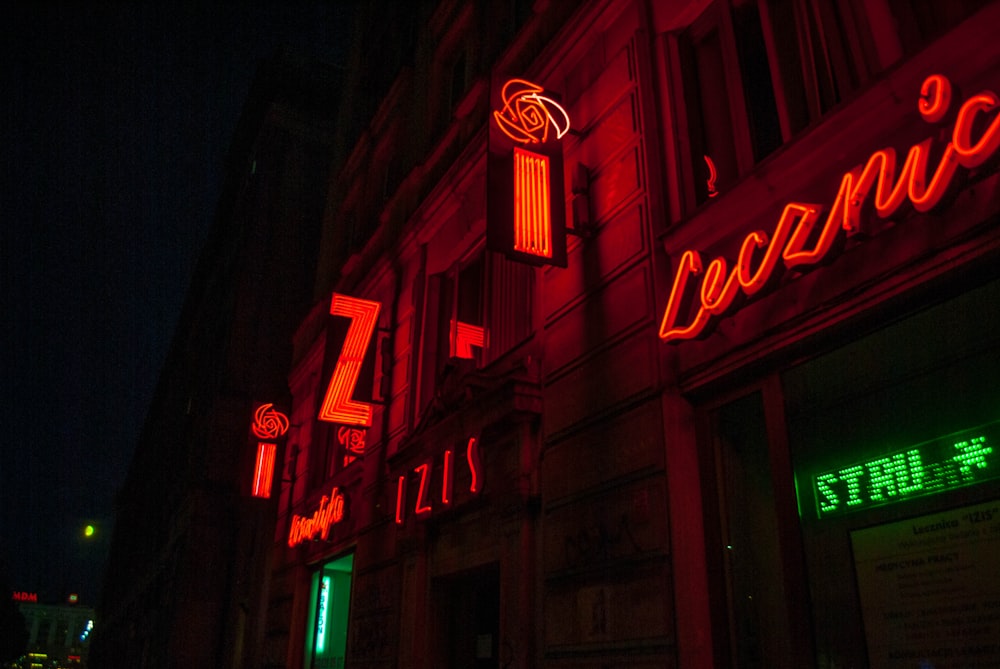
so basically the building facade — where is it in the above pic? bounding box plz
[99,0,1000,668]
[267,1,1000,668]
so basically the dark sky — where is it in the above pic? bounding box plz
[1,3,352,606]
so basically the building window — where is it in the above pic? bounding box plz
[674,0,871,210]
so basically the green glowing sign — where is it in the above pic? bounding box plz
[315,575,331,653]
[812,422,998,519]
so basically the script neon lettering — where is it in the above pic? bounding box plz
[318,293,381,426]
[287,486,346,547]
[660,75,1000,343]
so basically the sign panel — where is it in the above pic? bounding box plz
[660,74,1000,343]
[812,421,998,519]
[487,77,570,267]
[851,500,1000,668]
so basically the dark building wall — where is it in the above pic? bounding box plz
[94,53,340,669]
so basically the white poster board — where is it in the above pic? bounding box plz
[851,500,1000,668]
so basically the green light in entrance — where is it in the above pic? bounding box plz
[315,576,331,653]
[812,422,998,519]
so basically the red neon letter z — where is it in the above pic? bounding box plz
[318,293,381,426]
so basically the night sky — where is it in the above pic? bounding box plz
[1,3,352,606]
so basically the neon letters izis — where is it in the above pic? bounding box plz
[318,293,381,426]
[660,74,1000,343]
[395,436,483,525]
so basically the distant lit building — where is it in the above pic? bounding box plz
[10,600,93,669]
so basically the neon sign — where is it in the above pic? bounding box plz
[493,78,571,145]
[488,78,569,267]
[252,442,277,498]
[660,74,1000,343]
[250,403,288,499]
[810,422,998,518]
[12,591,37,603]
[337,426,366,468]
[513,147,554,259]
[288,486,347,546]
[316,575,331,653]
[318,294,381,427]
[252,403,289,439]
[396,436,482,525]
[450,319,487,359]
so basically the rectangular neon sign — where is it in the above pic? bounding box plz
[513,147,553,259]
[251,442,276,498]
[811,421,998,518]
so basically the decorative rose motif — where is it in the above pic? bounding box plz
[252,403,289,439]
[493,78,571,144]
[337,426,366,455]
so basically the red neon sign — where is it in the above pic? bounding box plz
[250,403,287,499]
[318,293,381,426]
[660,74,1000,343]
[450,319,487,359]
[252,403,289,439]
[493,78,571,144]
[12,591,37,603]
[252,442,277,498]
[513,147,553,258]
[287,486,347,547]
[395,437,482,525]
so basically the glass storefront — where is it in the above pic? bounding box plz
[703,277,1000,667]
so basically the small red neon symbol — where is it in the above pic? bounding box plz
[441,449,454,506]
[493,78,571,144]
[467,436,482,494]
[450,319,488,359]
[414,462,433,516]
[318,294,381,427]
[704,155,719,198]
[252,403,289,439]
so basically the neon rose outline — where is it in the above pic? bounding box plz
[493,78,571,144]
[337,426,366,455]
[252,403,290,439]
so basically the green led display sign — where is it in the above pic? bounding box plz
[812,422,997,519]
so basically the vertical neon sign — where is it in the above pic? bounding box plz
[250,403,289,498]
[488,78,571,267]
[318,293,381,427]
[513,147,553,258]
[316,575,331,653]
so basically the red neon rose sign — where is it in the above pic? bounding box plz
[660,74,1000,343]
[493,78,571,145]
[251,403,289,439]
